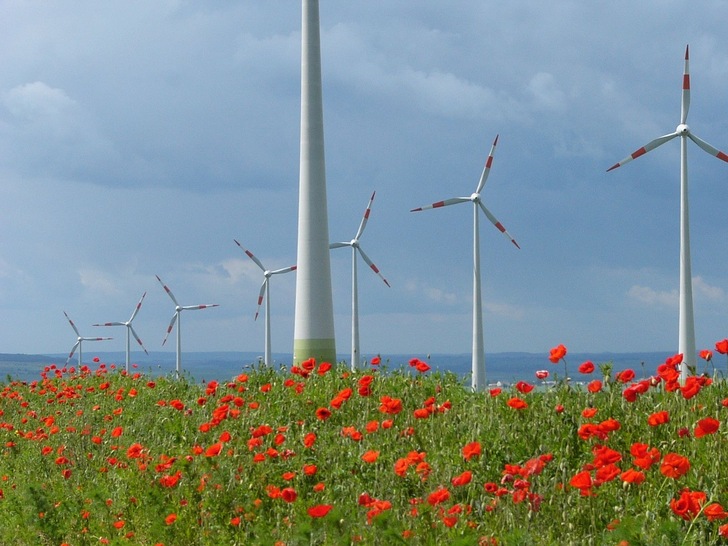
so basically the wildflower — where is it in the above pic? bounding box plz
[535,370,549,380]
[506,397,528,410]
[165,513,177,525]
[699,349,713,361]
[281,488,297,503]
[578,361,595,374]
[379,396,403,415]
[462,441,482,461]
[647,410,669,427]
[489,388,502,397]
[694,417,720,438]
[670,488,706,520]
[315,407,332,421]
[615,369,635,383]
[620,468,645,485]
[204,442,223,457]
[716,339,728,354]
[361,450,380,463]
[549,344,567,363]
[569,471,593,496]
[515,381,534,394]
[307,504,333,518]
[451,471,472,487]
[427,487,451,506]
[705,503,728,521]
[660,453,690,479]
[587,380,602,393]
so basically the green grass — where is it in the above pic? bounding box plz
[0,354,727,545]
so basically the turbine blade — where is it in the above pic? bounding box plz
[81,337,112,342]
[475,134,499,194]
[354,191,376,241]
[410,197,470,212]
[129,292,147,323]
[478,202,520,249]
[63,311,81,337]
[67,341,80,363]
[682,45,690,124]
[330,242,351,249]
[606,132,679,171]
[156,275,180,307]
[357,247,390,287]
[130,325,149,355]
[270,265,297,275]
[234,239,265,271]
[254,281,266,321]
[93,322,124,327]
[162,313,177,346]
[688,132,728,163]
[181,304,220,311]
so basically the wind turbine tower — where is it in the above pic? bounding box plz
[293,0,336,365]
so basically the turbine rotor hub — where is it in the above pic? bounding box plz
[676,123,690,135]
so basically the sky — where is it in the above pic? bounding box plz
[3,1,728,361]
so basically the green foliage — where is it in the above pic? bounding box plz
[0,358,726,544]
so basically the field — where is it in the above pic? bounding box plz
[1,347,727,545]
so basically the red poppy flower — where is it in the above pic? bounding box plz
[694,417,720,438]
[535,370,549,380]
[660,453,691,479]
[427,487,451,506]
[451,470,472,487]
[515,381,534,394]
[370,356,381,366]
[716,339,728,354]
[578,361,595,374]
[204,442,223,457]
[587,380,602,393]
[620,468,645,485]
[647,410,669,427]
[549,344,567,363]
[506,397,528,410]
[361,450,380,463]
[165,513,177,525]
[699,349,713,361]
[281,488,297,503]
[615,369,635,383]
[705,503,728,521]
[462,441,481,461]
[315,407,332,421]
[307,504,333,518]
[379,396,403,415]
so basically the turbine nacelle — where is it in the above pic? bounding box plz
[470,192,481,202]
[676,123,690,135]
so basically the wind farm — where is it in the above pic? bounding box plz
[3,4,728,391]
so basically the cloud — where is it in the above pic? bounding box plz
[693,276,727,303]
[627,285,678,307]
[484,302,526,321]
[404,279,459,305]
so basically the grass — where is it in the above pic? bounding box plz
[0,351,727,545]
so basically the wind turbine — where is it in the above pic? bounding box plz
[330,191,390,370]
[411,135,520,391]
[63,311,112,366]
[93,292,149,373]
[234,239,296,366]
[607,45,728,383]
[156,275,219,377]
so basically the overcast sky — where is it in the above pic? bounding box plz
[3,1,728,361]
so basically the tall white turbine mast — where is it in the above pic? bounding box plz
[411,135,520,391]
[63,311,112,366]
[93,292,149,373]
[234,240,297,366]
[607,45,728,383]
[330,191,390,370]
[293,0,337,365]
[156,275,219,377]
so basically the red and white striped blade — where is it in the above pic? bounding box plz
[254,281,266,321]
[130,325,149,354]
[129,292,147,323]
[688,132,728,163]
[93,321,124,327]
[162,313,177,346]
[607,132,679,171]
[81,337,112,342]
[357,247,390,287]
[478,202,520,249]
[156,275,180,307]
[476,134,499,194]
[234,239,265,272]
[67,340,81,362]
[182,304,219,311]
[410,196,470,212]
[681,45,690,125]
[270,265,297,275]
[64,311,81,337]
[354,191,376,241]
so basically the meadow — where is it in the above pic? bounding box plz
[1,346,728,545]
